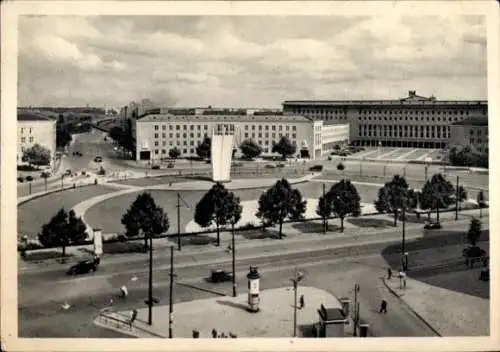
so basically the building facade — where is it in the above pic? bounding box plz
[449,116,488,154]
[134,112,333,161]
[283,91,487,149]
[17,112,57,165]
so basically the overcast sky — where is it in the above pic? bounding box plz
[18,15,487,108]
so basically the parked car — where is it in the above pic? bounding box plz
[265,164,276,169]
[67,258,100,275]
[151,165,160,170]
[423,221,442,230]
[276,163,285,168]
[167,162,175,168]
[309,165,323,172]
[462,246,487,268]
[479,267,489,281]
[210,269,233,283]
[94,156,103,163]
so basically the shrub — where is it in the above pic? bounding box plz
[17,176,25,183]
[309,165,323,172]
[327,156,332,161]
[17,164,39,172]
[40,171,51,178]
[151,165,160,170]
[231,162,244,167]
[25,175,34,182]
[337,162,345,171]
[97,167,106,175]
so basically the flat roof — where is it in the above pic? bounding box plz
[17,113,54,122]
[138,113,313,123]
[283,100,487,107]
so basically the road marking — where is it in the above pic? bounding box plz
[376,148,405,160]
[396,149,419,161]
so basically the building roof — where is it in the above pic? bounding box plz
[137,113,313,123]
[451,116,488,126]
[17,112,54,122]
[283,91,487,107]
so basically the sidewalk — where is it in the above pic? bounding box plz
[94,286,341,338]
[384,269,489,336]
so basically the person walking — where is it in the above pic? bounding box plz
[379,299,388,314]
[387,268,392,280]
[299,294,305,309]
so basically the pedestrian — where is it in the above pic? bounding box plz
[120,285,128,299]
[311,324,318,338]
[379,300,387,314]
[387,268,392,280]
[212,328,218,338]
[299,294,305,309]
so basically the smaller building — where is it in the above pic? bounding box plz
[321,123,350,153]
[17,112,57,166]
[449,116,488,153]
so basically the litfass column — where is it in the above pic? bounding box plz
[246,266,261,313]
[211,124,235,183]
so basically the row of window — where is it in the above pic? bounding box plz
[20,137,34,143]
[290,108,482,116]
[152,132,298,140]
[469,129,486,136]
[358,130,448,139]
[153,124,298,132]
[470,138,487,145]
[19,128,33,134]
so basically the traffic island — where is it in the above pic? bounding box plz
[93,286,342,338]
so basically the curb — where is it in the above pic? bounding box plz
[381,277,442,337]
[17,183,104,206]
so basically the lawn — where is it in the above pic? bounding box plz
[347,218,394,228]
[83,182,380,236]
[18,185,117,239]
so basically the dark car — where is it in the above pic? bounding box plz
[94,156,103,163]
[423,221,442,230]
[210,269,233,283]
[479,267,489,281]
[67,258,99,275]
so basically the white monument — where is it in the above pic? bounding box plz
[211,124,236,182]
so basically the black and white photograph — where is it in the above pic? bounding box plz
[2,1,499,351]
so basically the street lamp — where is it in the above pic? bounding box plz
[424,157,432,182]
[290,270,304,337]
[352,283,360,336]
[231,221,237,297]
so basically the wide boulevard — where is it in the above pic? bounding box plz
[18,219,488,338]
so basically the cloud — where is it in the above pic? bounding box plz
[17,15,487,108]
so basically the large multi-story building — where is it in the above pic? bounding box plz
[17,112,57,166]
[134,112,346,161]
[283,90,487,149]
[449,116,488,154]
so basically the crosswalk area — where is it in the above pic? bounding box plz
[347,147,445,162]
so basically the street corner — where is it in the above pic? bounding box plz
[105,286,342,338]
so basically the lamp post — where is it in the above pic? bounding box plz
[353,283,360,336]
[455,175,459,221]
[401,199,407,272]
[147,233,154,325]
[231,222,237,297]
[322,183,327,234]
[168,245,174,338]
[176,193,182,251]
[290,270,304,337]
[61,174,64,189]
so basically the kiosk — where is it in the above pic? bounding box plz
[246,266,260,313]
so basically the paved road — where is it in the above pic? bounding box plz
[19,224,488,337]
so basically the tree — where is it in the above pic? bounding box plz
[256,178,307,239]
[194,183,242,246]
[109,126,125,144]
[374,175,410,226]
[56,124,72,148]
[272,136,296,159]
[317,179,361,232]
[121,192,170,250]
[239,139,263,160]
[40,171,50,191]
[476,190,486,218]
[337,162,345,176]
[22,143,51,166]
[196,137,211,160]
[467,217,482,246]
[38,208,87,257]
[168,147,181,159]
[420,173,455,223]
